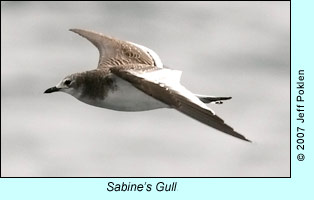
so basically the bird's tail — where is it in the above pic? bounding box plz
[195,94,232,104]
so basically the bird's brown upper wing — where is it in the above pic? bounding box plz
[70,29,156,68]
[111,67,251,142]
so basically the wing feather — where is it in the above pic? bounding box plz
[111,67,251,142]
[70,29,160,68]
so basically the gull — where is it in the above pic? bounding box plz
[44,29,251,142]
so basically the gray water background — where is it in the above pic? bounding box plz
[1,2,290,177]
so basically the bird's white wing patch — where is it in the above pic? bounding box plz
[128,41,163,68]
[130,68,213,113]
[136,68,182,85]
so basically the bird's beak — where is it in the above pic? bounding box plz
[44,86,60,94]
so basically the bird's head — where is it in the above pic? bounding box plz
[44,73,79,96]
[44,69,114,101]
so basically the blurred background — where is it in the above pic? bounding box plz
[1,2,290,177]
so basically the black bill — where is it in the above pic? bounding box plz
[44,86,60,93]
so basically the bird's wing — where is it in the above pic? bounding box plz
[111,67,251,142]
[70,29,163,69]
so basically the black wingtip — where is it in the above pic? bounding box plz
[243,138,252,143]
[229,130,251,143]
[237,133,252,143]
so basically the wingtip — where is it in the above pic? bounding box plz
[68,28,111,40]
[69,28,82,33]
[237,133,251,143]
[243,138,252,143]
[232,130,251,143]
[69,28,84,36]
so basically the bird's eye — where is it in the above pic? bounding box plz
[64,80,72,86]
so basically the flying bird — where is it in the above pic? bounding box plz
[44,29,251,142]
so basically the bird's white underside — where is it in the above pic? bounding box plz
[73,74,167,111]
